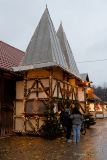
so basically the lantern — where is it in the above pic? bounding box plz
[82,81,89,87]
[86,87,93,95]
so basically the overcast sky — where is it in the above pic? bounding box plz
[0,0,107,87]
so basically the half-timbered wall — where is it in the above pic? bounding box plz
[77,87,86,113]
[14,68,80,133]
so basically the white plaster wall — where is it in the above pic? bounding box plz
[78,87,85,101]
[15,101,24,115]
[16,81,24,99]
[15,117,25,131]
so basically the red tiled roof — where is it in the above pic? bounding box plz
[0,41,25,70]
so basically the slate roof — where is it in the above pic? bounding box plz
[57,23,80,78]
[14,7,68,71]
[0,41,24,71]
[13,8,81,81]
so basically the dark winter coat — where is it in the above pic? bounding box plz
[60,111,72,127]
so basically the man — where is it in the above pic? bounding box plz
[60,107,72,142]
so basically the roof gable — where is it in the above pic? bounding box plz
[57,23,80,78]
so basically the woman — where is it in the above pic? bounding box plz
[70,105,83,143]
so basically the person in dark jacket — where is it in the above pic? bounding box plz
[60,108,72,142]
[70,104,83,143]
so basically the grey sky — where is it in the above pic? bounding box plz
[0,0,107,86]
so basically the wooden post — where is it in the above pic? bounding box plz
[0,77,2,136]
[63,72,66,107]
[49,69,53,110]
[23,72,28,132]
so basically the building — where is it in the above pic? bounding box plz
[0,8,92,136]
[0,41,24,136]
[13,8,89,134]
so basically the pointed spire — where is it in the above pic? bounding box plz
[45,4,49,14]
[60,21,62,26]
[46,4,48,9]
[19,8,68,71]
[57,23,80,78]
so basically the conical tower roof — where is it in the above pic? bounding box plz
[57,23,80,78]
[14,8,68,71]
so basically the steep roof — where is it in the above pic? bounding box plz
[0,41,24,71]
[57,23,80,78]
[14,7,68,71]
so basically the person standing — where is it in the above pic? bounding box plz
[60,108,72,142]
[70,104,83,143]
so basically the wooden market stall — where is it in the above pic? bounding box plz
[0,41,24,137]
[87,93,104,118]
[78,73,91,113]
[13,8,85,134]
[0,69,15,136]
